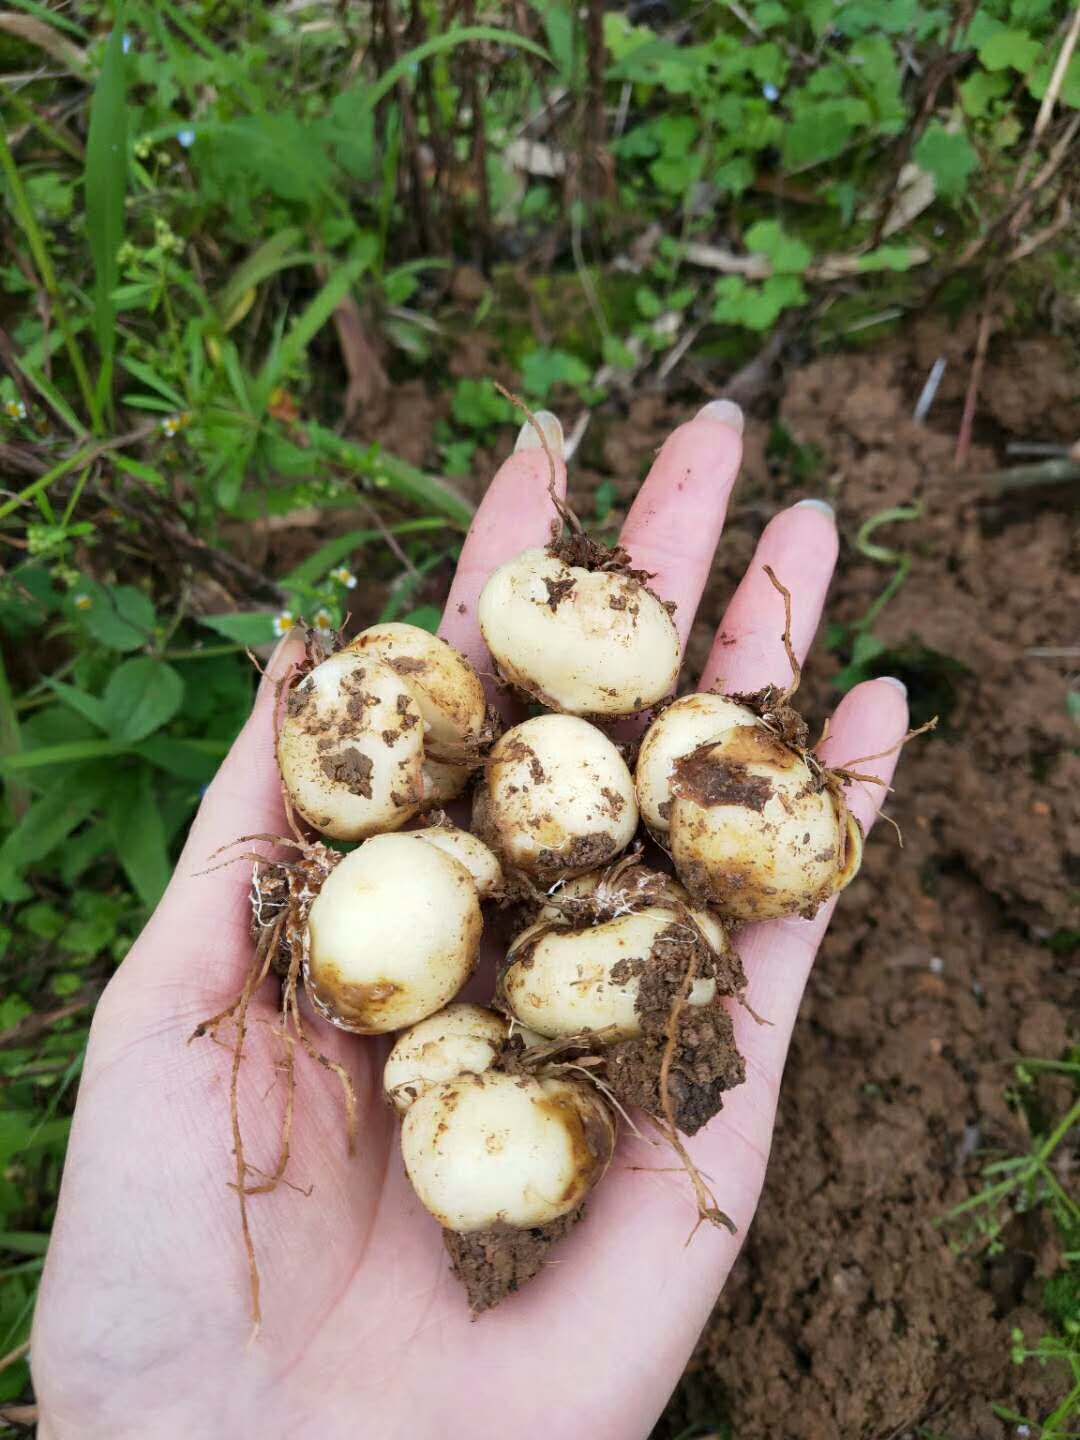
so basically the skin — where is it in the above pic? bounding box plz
[31,407,908,1439]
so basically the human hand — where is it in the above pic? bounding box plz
[32,401,908,1439]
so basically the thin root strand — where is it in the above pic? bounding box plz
[763,565,801,703]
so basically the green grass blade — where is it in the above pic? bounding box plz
[1,0,89,40]
[0,128,97,427]
[0,646,30,822]
[84,17,129,422]
[283,518,450,589]
[215,228,310,327]
[15,358,89,437]
[363,26,551,112]
[306,424,473,529]
[0,738,129,772]
[263,257,365,387]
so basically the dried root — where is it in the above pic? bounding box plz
[191,835,358,1334]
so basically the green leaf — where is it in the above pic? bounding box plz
[744,219,812,274]
[72,581,156,652]
[857,245,923,272]
[960,68,1012,116]
[42,677,108,731]
[782,103,853,170]
[102,658,184,742]
[712,273,806,330]
[84,17,128,407]
[521,347,591,400]
[197,611,278,646]
[0,1232,49,1257]
[135,736,226,782]
[914,122,977,199]
[979,29,1042,72]
[714,154,754,195]
[635,286,663,319]
[0,767,106,875]
[401,605,441,633]
[107,768,171,906]
[451,378,514,431]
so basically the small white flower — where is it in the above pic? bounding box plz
[330,567,357,589]
[73,593,93,611]
[929,956,944,975]
[177,128,196,149]
[1017,1427,1031,1438]
[121,33,132,54]
[273,611,296,637]
[4,399,27,420]
[313,608,335,633]
[160,411,191,437]
[762,82,780,102]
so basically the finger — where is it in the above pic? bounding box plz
[152,629,306,935]
[698,499,838,694]
[439,412,567,703]
[617,400,744,651]
[712,677,910,1148]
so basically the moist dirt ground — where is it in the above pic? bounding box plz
[241,316,1078,1438]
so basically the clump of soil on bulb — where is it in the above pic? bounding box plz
[605,922,746,1136]
[444,1209,584,1314]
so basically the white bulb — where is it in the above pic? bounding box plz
[383,1005,509,1114]
[503,908,717,1041]
[278,652,424,840]
[478,548,680,715]
[406,825,503,898]
[347,623,487,760]
[478,714,638,878]
[306,833,481,1033]
[401,1071,615,1231]
[669,723,862,921]
[636,693,758,834]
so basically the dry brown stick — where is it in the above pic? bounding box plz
[955,295,995,469]
[0,1340,30,1376]
[953,110,1079,271]
[492,381,582,538]
[0,993,96,1050]
[868,39,971,248]
[380,0,435,255]
[1013,4,1080,195]
[462,0,493,262]
[763,565,801,701]
[0,1403,37,1427]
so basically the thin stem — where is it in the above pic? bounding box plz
[0,127,98,429]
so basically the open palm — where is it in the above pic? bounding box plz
[32,403,907,1439]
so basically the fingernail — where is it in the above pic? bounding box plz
[514,411,563,457]
[695,398,744,434]
[795,498,835,519]
[878,676,907,695]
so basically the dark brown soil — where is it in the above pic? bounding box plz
[443,1206,584,1314]
[599,918,747,1135]
[647,330,1079,1438]
[607,993,746,1137]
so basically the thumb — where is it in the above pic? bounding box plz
[144,629,307,972]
